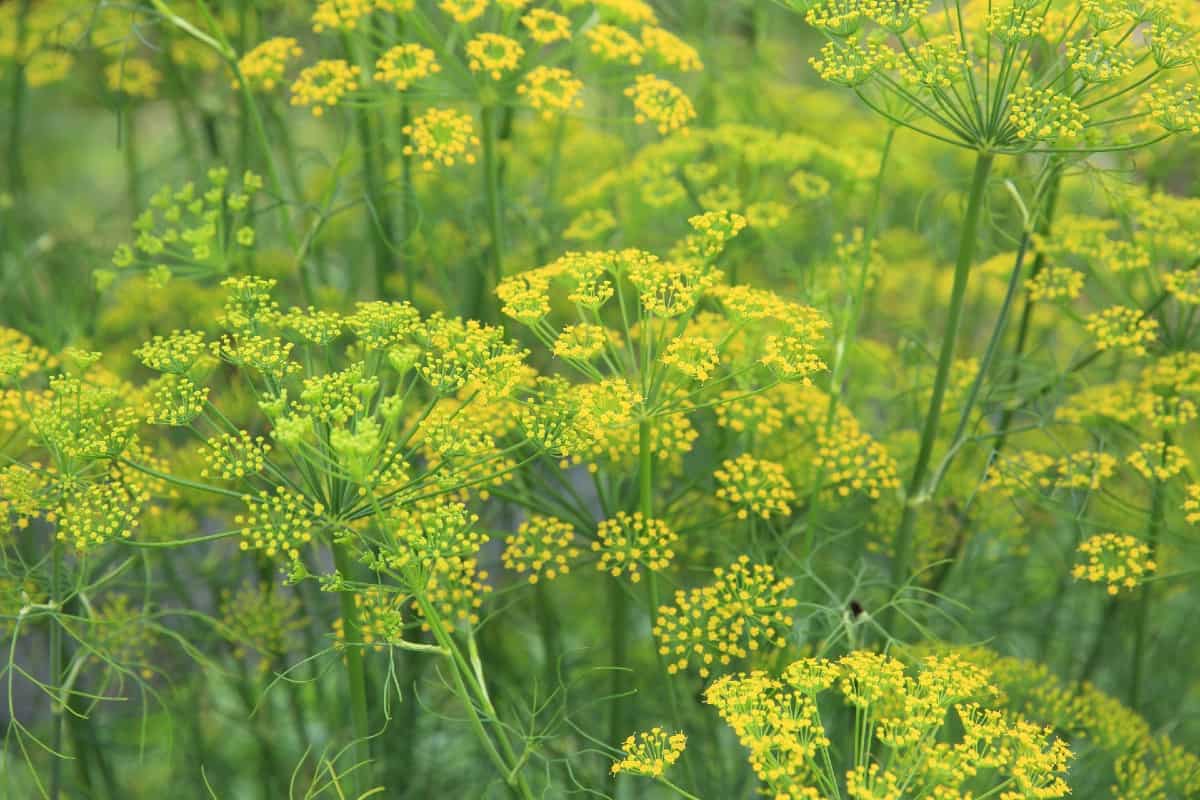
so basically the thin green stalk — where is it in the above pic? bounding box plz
[332,542,372,798]
[400,98,416,302]
[479,105,506,321]
[1130,434,1168,710]
[122,110,142,215]
[927,231,1032,499]
[342,33,396,298]
[992,166,1063,456]
[891,151,994,593]
[1077,596,1118,686]
[412,595,535,800]
[606,578,629,790]
[50,541,64,800]
[6,0,32,194]
[806,126,896,553]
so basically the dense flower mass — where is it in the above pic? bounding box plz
[5,1,1200,797]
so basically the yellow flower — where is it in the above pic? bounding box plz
[521,9,572,44]
[610,727,686,778]
[373,43,440,91]
[625,74,696,135]
[466,33,525,80]
[106,58,162,98]
[1073,533,1156,595]
[714,454,796,520]
[236,37,303,91]
[290,59,361,116]
[1086,306,1158,356]
[592,512,677,583]
[402,107,481,171]
[517,66,584,118]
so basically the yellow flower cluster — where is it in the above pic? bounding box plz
[313,0,384,32]
[1007,87,1088,142]
[1186,484,1200,525]
[332,588,405,652]
[220,583,305,667]
[290,59,361,116]
[402,107,481,171]
[56,475,149,551]
[610,727,687,778]
[201,431,270,480]
[373,43,440,91]
[707,651,1070,800]
[812,417,902,500]
[105,58,162,98]
[143,373,209,426]
[1146,81,1200,135]
[1127,441,1190,482]
[587,24,644,66]
[1026,266,1085,302]
[641,26,702,72]
[1072,533,1156,595]
[659,336,719,382]
[522,9,572,44]
[592,511,677,583]
[1086,306,1158,356]
[653,556,796,678]
[440,0,488,24]
[714,454,796,520]
[625,74,696,135]
[235,487,322,561]
[135,329,208,374]
[517,66,584,119]
[502,514,579,584]
[235,37,302,91]
[466,33,525,80]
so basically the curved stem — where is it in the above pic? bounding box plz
[891,151,994,592]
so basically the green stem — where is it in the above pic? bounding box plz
[806,126,896,554]
[1077,596,1118,686]
[332,542,372,797]
[607,578,628,790]
[342,33,395,299]
[413,595,535,800]
[122,110,142,215]
[891,151,994,593]
[50,541,64,800]
[992,166,1063,456]
[6,0,32,195]
[1131,435,1168,710]
[479,105,505,321]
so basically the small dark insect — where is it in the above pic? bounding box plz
[848,600,865,619]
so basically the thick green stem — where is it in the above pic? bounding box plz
[891,152,994,592]
[332,542,372,797]
[638,420,654,519]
